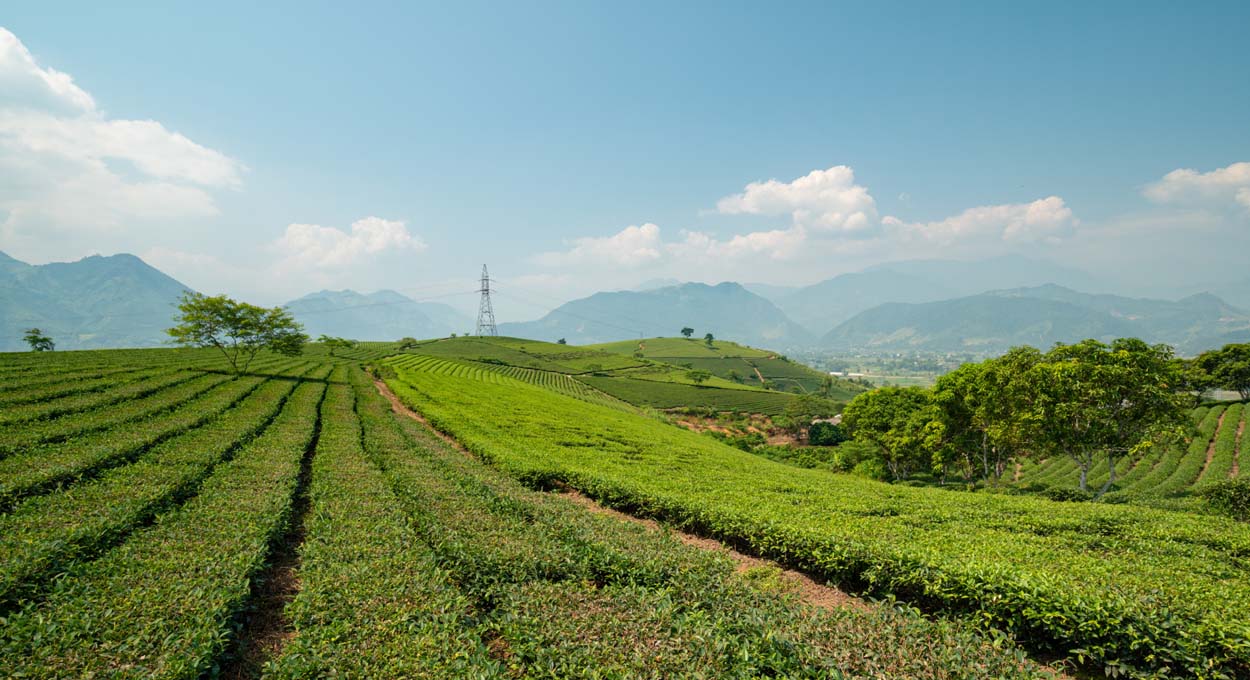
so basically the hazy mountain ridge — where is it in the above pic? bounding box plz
[282,289,473,341]
[499,282,814,347]
[771,255,1109,335]
[1,251,194,352]
[822,285,1250,354]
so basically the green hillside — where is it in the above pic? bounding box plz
[383,353,1250,678]
[588,336,864,400]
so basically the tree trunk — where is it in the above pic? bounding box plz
[1096,451,1118,499]
[1079,465,1089,492]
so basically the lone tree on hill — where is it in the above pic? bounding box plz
[318,335,356,357]
[23,328,54,352]
[685,369,713,385]
[704,332,715,347]
[168,292,307,375]
[681,327,694,338]
[1196,343,1250,400]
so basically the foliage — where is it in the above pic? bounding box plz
[1201,479,1250,521]
[1024,339,1190,496]
[808,421,847,446]
[167,292,308,374]
[1196,343,1250,399]
[22,328,54,352]
[316,334,356,356]
[842,386,937,480]
[685,368,712,385]
[704,332,714,346]
[681,326,694,338]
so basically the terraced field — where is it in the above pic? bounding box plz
[1018,401,1248,506]
[385,354,1250,678]
[0,346,1054,678]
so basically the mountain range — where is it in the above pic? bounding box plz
[499,282,814,346]
[0,251,191,352]
[282,289,472,340]
[822,285,1250,354]
[2,250,1246,355]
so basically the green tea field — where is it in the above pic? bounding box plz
[1,338,1246,678]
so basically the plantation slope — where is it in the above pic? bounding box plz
[385,356,1250,678]
[353,366,1054,678]
[590,336,863,399]
[390,353,637,412]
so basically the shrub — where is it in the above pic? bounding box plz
[1200,479,1250,521]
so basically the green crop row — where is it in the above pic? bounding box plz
[392,353,636,412]
[356,366,1056,678]
[0,368,200,427]
[0,373,327,678]
[1128,404,1228,499]
[0,370,283,509]
[0,363,324,609]
[577,374,797,415]
[1198,404,1245,487]
[266,376,492,677]
[385,358,1250,678]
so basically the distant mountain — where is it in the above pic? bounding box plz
[0,251,192,352]
[633,278,684,291]
[777,255,1105,334]
[283,289,472,341]
[821,285,1250,355]
[499,282,814,347]
[741,282,799,301]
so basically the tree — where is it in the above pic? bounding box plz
[930,348,1040,485]
[398,337,419,349]
[1024,338,1190,496]
[727,369,743,383]
[685,369,713,385]
[557,338,567,345]
[1196,343,1250,400]
[808,421,847,446]
[842,387,934,480]
[167,292,308,375]
[23,328,54,352]
[777,394,839,440]
[318,335,356,357]
[704,333,715,347]
[680,327,694,338]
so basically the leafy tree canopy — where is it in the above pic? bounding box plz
[23,328,54,352]
[680,327,694,338]
[1196,343,1250,400]
[167,292,307,374]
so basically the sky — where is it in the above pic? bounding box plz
[1,1,1248,321]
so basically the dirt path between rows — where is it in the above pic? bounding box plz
[1197,410,1228,483]
[373,379,868,613]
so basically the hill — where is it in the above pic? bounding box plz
[0,251,192,352]
[588,336,863,400]
[498,282,814,347]
[282,289,472,341]
[821,285,1250,354]
[774,255,1104,334]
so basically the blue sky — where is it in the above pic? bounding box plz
[2,1,1248,319]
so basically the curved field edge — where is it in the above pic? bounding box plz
[383,357,1250,678]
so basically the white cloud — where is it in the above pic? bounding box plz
[1143,161,1250,211]
[672,225,809,261]
[534,223,663,267]
[884,196,1077,245]
[0,27,243,260]
[715,165,878,234]
[273,217,425,269]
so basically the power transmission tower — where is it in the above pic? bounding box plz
[475,264,498,336]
